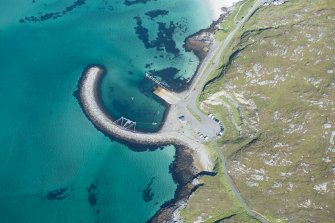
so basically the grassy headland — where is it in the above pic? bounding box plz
[182,0,335,222]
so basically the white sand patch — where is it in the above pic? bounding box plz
[314,182,329,193]
[272,182,282,188]
[330,131,335,145]
[322,157,332,163]
[250,174,264,181]
[207,0,242,20]
[280,172,293,177]
[246,181,259,187]
[299,199,311,208]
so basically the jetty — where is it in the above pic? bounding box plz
[145,72,181,104]
[153,86,181,104]
[79,67,211,170]
[78,1,271,222]
[80,67,171,145]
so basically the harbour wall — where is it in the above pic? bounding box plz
[79,66,195,149]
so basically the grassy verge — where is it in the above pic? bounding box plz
[180,154,259,223]
[215,0,256,42]
[181,2,267,222]
[197,0,335,222]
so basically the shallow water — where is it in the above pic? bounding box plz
[0,0,212,222]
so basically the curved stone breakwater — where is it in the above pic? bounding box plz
[79,65,213,222]
[80,66,197,149]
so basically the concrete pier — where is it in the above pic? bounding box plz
[153,86,181,104]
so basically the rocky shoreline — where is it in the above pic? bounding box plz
[75,65,213,222]
[184,8,229,61]
[75,5,232,223]
[149,9,235,222]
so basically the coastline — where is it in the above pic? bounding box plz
[208,0,242,20]
[172,1,242,93]
[75,65,213,222]
[75,1,241,222]
[148,1,244,218]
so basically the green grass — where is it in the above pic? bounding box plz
[180,156,258,223]
[184,0,334,221]
[181,2,269,222]
[198,0,335,222]
[215,0,256,42]
[233,0,255,22]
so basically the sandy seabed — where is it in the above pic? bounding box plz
[208,0,242,20]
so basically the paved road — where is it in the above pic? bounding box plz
[180,1,270,222]
[176,0,266,141]
[186,0,265,104]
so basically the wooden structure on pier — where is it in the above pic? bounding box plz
[145,72,181,105]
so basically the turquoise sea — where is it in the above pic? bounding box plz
[0,0,212,222]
